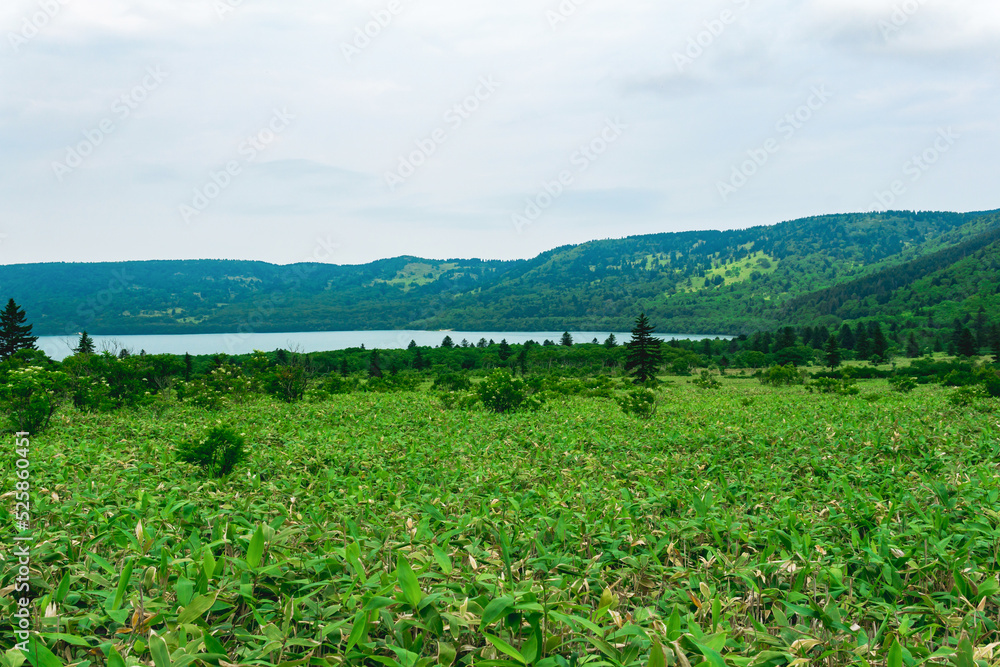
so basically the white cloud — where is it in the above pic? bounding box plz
[0,0,996,265]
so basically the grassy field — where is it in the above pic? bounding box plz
[6,380,1000,667]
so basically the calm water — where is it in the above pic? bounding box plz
[36,330,730,361]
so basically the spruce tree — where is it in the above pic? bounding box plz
[824,335,841,369]
[369,349,383,378]
[560,332,574,347]
[957,327,977,358]
[991,324,1000,363]
[855,323,872,361]
[603,334,617,348]
[74,331,96,355]
[838,323,856,351]
[906,332,920,358]
[0,299,38,360]
[498,339,513,361]
[440,336,454,349]
[625,313,663,384]
[870,323,889,362]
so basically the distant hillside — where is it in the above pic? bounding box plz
[3,209,998,337]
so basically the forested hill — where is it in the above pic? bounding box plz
[3,209,998,337]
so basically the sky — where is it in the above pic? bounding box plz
[1,0,998,267]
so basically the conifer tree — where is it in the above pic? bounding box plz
[906,332,920,358]
[560,332,574,347]
[824,334,841,369]
[74,331,96,355]
[0,299,38,360]
[625,313,663,384]
[604,333,618,348]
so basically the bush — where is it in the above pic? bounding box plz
[315,374,361,396]
[432,372,472,392]
[366,372,421,393]
[0,366,69,433]
[263,365,309,402]
[809,376,859,396]
[759,364,805,386]
[616,388,657,420]
[949,385,987,408]
[693,370,721,390]
[477,370,542,414]
[438,391,480,411]
[888,376,918,394]
[176,426,246,478]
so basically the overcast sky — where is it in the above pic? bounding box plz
[1,0,998,266]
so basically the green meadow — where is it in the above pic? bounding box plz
[8,379,1000,667]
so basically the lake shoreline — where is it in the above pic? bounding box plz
[36,329,734,362]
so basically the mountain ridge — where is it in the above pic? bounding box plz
[4,208,998,337]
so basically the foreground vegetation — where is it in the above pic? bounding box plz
[4,375,1000,667]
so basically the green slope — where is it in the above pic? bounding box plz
[3,209,997,336]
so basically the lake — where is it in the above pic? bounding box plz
[36,330,731,361]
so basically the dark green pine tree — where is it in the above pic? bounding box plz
[824,335,842,370]
[560,332,574,347]
[625,313,663,384]
[855,323,872,361]
[440,336,454,349]
[368,349,383,378]
[906,332,920,358]
[184,352,193,381]
[870,323,889,362]
[838,323,856,351]
[0,299,38,360]
[956,327,977,358]
[498,339,513,361]
[974,306,988,349]
[74,331,96,355]
[603,333,618,348]
[991,324,1000,363]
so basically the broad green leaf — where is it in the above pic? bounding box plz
[149,634,172,667]
[480,596,515,629]
[107,647,125,667]
[432,545,453,575]
[955,635,974,667]
[110,558,135,611]
[438,641,457,667]
[649,642,667,667]
[887,638,901,667]
[6,648,27,667]
[177,592,218,625]
[23,636,62,667]
[396,555,423,609]
[53,573,70,603]
[247,525,265,569]
[345,610,368,653]
[484,634,526,665]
